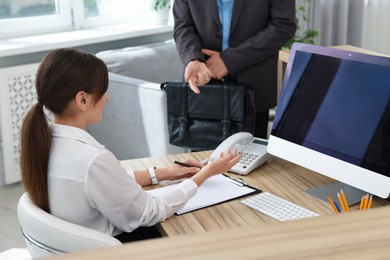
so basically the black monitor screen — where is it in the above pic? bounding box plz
[272,48,390,176]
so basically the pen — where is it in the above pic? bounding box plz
[174,161,194,167]
[327,195,339,214]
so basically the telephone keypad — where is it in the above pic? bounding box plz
[238,152,260,169]
[229,137,271,175]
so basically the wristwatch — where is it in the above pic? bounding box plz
[147,167,158,185]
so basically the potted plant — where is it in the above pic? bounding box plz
[150,0,172,25]
[283,0,319,50]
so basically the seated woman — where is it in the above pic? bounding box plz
[20,48,240,243]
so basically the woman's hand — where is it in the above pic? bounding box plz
[191,150,241,186]
[155,159,204,181]
[165,159,204,180]
[135,152,239,186]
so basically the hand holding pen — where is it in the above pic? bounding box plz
[161,159,203,181]
[174,160,201,168]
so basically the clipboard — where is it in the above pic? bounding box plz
[148,174,261,215]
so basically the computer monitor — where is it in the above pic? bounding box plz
[268,43,390,203]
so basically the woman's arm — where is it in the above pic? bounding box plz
[133,159,204,186]
[133,151,240,187]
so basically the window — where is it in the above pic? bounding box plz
[0,0,58,19]
[79,0,151,29]
[0,0,72,38]
[0,0,157,39]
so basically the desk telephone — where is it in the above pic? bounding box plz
[209,132,271,175]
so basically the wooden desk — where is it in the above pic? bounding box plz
[120,151,388,237]
[47,152,390,259]
[48,206,390,259]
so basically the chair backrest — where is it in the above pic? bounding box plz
[96,39,183,84]
[17,192,122,258]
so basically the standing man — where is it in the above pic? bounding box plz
[173,0,296,138]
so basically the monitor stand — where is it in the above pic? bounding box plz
[306,182,366,206]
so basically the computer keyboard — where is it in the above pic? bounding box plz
[240,192,320,221]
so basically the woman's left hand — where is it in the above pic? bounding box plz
[164,159,204,180]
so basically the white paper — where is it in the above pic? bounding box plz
[148,174,257,215]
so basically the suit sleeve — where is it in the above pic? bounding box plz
[173,0,206,66]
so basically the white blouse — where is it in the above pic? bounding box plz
[47,124,198,236]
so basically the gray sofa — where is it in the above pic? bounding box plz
[87,40,186,160]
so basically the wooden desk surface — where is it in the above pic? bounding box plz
[50,203,390,260]
[47,152,390,259]
[120,151,388,237]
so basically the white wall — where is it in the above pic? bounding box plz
[362,0,390,55]
[298,0,389,55]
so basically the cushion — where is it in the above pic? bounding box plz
[96,40,184,83]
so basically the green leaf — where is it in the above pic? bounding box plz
[151,0,171,11]
[283,0,320,50]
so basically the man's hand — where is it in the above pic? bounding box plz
[202,49,229,80]
[184,60,212,94]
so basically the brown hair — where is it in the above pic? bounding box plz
[20,48,108,212]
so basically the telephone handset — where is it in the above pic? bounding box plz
[209,132,271,175]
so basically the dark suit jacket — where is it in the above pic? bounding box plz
[173,0,296,112]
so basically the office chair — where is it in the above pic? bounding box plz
[17,192,122,258]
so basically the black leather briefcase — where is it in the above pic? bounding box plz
[161,81,255,150]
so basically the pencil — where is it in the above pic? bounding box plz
[340,189,350,212]
[337,192,346,212]
[362,194,369,210]
[367,195,373,209]
[359,195,365,210]
[327,194,339,214]
[333,200,342,213]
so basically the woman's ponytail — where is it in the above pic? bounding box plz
[20,103,52,212]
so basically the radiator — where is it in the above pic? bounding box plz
[0,63,39,185]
